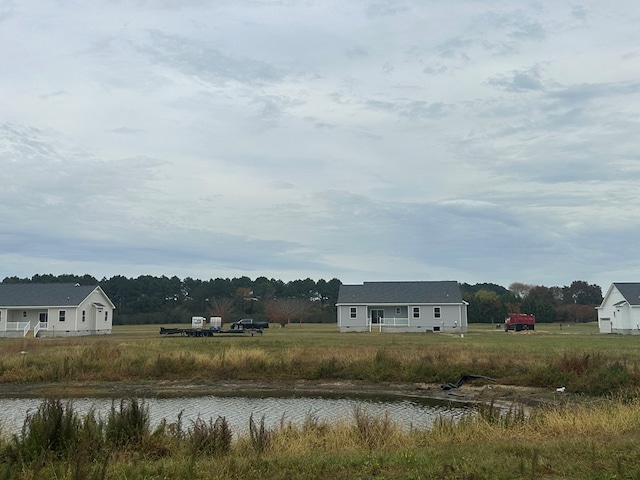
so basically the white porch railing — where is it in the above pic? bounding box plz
[381,317,409,327]
[6,321,31,337]
[368,317,409,332]
[34,322,48,337]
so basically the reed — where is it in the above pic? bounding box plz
[186,416,232,456]
[3,395,640,479]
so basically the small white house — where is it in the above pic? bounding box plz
[0,283,115,338]
[336,281,468,333]
[597,283,640,334]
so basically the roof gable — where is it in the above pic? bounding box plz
[0,283,104,308]
[337,281,462,305]
[613,283,640,306]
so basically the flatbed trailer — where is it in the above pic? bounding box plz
[159,327,263,337]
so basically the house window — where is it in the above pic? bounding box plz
[350,307,357,318]
[434,307,441,318]
[82,310,86,322]
[0,311,2,322]
[59,310,66,322]
[23,311,27,318]
[395,307,401,315]
[413,307,420,318]
[105,311,109,322]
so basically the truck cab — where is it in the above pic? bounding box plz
[230,318,269,330]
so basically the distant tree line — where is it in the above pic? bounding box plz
[1,274,342,326]
[2,274,603,325]
[461,280,603,324]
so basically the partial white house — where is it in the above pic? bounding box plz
[0,283,115,338]
[597,283,640,334]
[336,281,468,333]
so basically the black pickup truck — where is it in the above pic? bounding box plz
[230,318,269,330]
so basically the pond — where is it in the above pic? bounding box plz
[0,393,473,436]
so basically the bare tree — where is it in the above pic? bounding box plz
[208,297,237,323]
[264,298,312,327]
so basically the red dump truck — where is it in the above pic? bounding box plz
[504,313,535,332]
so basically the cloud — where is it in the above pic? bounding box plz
[1,0,639,290]
[362,97,451,121]
[571,5,588,20]
[474,9,547,41]
[399,101,450,119]
[346,45,368,59]
[139,30,286,85]
[487,66,546,91]
[548,81,640,102]
[365,1,409,18]
[110,127,145,135]
[0,2,14,24]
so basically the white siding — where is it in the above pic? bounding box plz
[598,285,640,334]
[337,303,467,333]
[337,305,368,332]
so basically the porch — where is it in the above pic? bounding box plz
[34,321,48,337]
[368,317,411,332]
[4,321,31,337]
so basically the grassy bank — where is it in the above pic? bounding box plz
[2,323,640,478]
[1,323,639,396]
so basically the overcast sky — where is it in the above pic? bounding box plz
[1,1,639,290]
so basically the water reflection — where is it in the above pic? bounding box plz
[0,394,472,436]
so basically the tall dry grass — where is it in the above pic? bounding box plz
[1,323,640,396]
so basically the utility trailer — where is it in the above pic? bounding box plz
[159,316,263,337]
[504,313,535,332]
[159,327,259,337]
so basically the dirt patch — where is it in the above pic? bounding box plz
[0,380,570,408]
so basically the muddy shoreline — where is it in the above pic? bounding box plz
[0,380,566,407]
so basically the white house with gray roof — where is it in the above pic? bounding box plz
[336,281,468,333]
[597,283,640,334]
[0,283,115,338]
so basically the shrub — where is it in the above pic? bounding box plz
[353,406,395,450]
[585,361,631,396]
[12,398,80,462]
[105,398,150,449]
[249,414,272,454]
[314,356,343,379]
[187,416,232,456]
[475,399,526,428]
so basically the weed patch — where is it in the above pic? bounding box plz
[106,398,150,449]
[187,416,232,456]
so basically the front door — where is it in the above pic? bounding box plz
[371,309,384,325]
[39,312,48,324]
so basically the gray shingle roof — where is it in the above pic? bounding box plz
[337,281,463,305]
[614,283,640,306]
[0,283,100,307]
